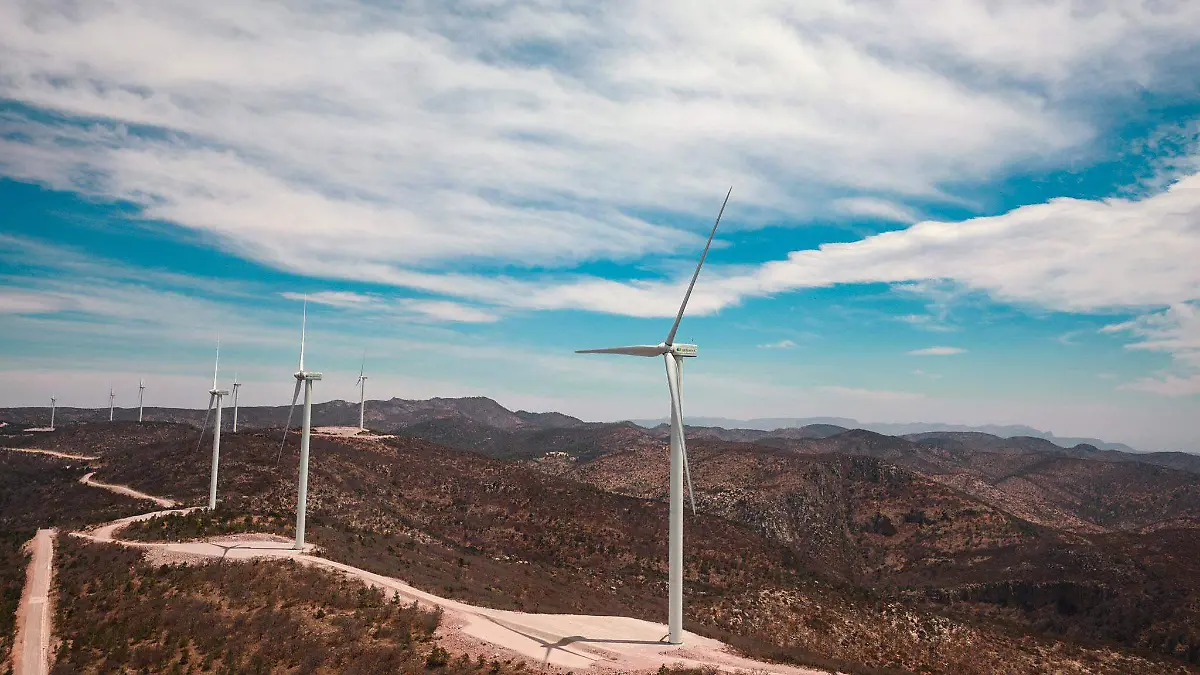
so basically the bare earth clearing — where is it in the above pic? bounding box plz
[55,468,828,674]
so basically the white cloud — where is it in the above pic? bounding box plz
[757,339,797,349]
[817,385,924,402]
[399,300,499,324]
[1105,302,1200,396]
[833,197,918,223]
[1,0,1198,293]
[908,346,966,356]
[281,291,379,309]
[911,369,942,379]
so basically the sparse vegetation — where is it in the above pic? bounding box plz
[52,536,527,674]
[96,429,1198,674]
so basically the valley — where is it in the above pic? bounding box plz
[2,400,1198,673]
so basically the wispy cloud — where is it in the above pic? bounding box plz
[757,339,798,349]
[908,346,967,356]
[818,385,924,402]
[2,1,1199,321]
[1105,302,1200,396]
[912,369,943,379]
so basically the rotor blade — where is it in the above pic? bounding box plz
[665,186,732,345]
[299,295,307,372]
[275,379,303,465]
[359,349,365,379]
[576,345,665,357]
[213,336,221,390]
[194,393,215,453]
[663,355,696,515]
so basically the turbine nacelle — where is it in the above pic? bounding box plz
[670,343,698,358]
[295,371,323,381]
[208,388,231,396]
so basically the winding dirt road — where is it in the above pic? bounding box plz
[4,448,99,461]
[12,529,55,675]
[23,463,826,674]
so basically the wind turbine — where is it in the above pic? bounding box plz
[49,396,56,431]
[197,339,231,510]
[138,379,146,423]
[108,387,115,422]
[356,351,368,432]
[277,297,322,550]
[231,373,241,433]
[575,186,731,645]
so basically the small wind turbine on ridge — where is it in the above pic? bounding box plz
[356,350,368,432]
[576,185,731,646]
[196,337,231,510]
[138,378,146,423]
[277,296,322,550]
[108,386,115,422]
[50,395,56,431]
[231,372,241,433]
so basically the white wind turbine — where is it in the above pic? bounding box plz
[231,373,242,433]
[356,351,368,432]
[138,379,146,423]
[49,396,56,431]
[276,297,322,550]
[108,386,115,422]
[576,186,731,645]
[196,339,231,510]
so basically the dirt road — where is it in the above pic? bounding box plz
[71,500,825,674]
[3,448,99,461]
[12,529,55,675]
[79,472,177,508]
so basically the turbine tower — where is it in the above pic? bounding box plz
[198,339,231,510]
[356,351,368,431]
[576,186,731,645]
[50,396,56,431]
[231,373,241,433]
[138,379,146,423]
[108,387,115,422]
[277,297,321,550]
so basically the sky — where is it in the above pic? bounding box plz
[1,1,1198,451]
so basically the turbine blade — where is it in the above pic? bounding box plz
[213,336,221,390]
[275,379,303,465]
[359,349,365,379]
[194,393,215,453]
[663,355,696,515]
[299,295,307,372]
[576,345,665,357]
[665,186,732,345]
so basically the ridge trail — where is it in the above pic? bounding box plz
[71,472,826,674]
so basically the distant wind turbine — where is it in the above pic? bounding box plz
[50,396,56,431]
[231,372,241,433]
[575,186,731,645]
[138,379,146,423]
[108,387,115,422]
[277,297,322,550]
[197,338,231,510]
[356,351,368,431]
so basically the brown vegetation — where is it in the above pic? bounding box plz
[52,536,532,674]
[94,427,1194,674]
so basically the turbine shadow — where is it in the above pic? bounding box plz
[479,615,668,666]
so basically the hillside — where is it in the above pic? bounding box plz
[40,422,1189,674]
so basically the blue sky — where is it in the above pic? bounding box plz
[1,1,1199,451]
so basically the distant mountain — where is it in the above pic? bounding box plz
[631,415,1139,452]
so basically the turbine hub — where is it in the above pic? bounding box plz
[670,343,698,357]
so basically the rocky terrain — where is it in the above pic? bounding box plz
[3,423,1192,672]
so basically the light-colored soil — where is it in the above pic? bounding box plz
[73,481,827,674]
[12,529,55,675]
[3,448,99,461]
[78,472,177,508]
